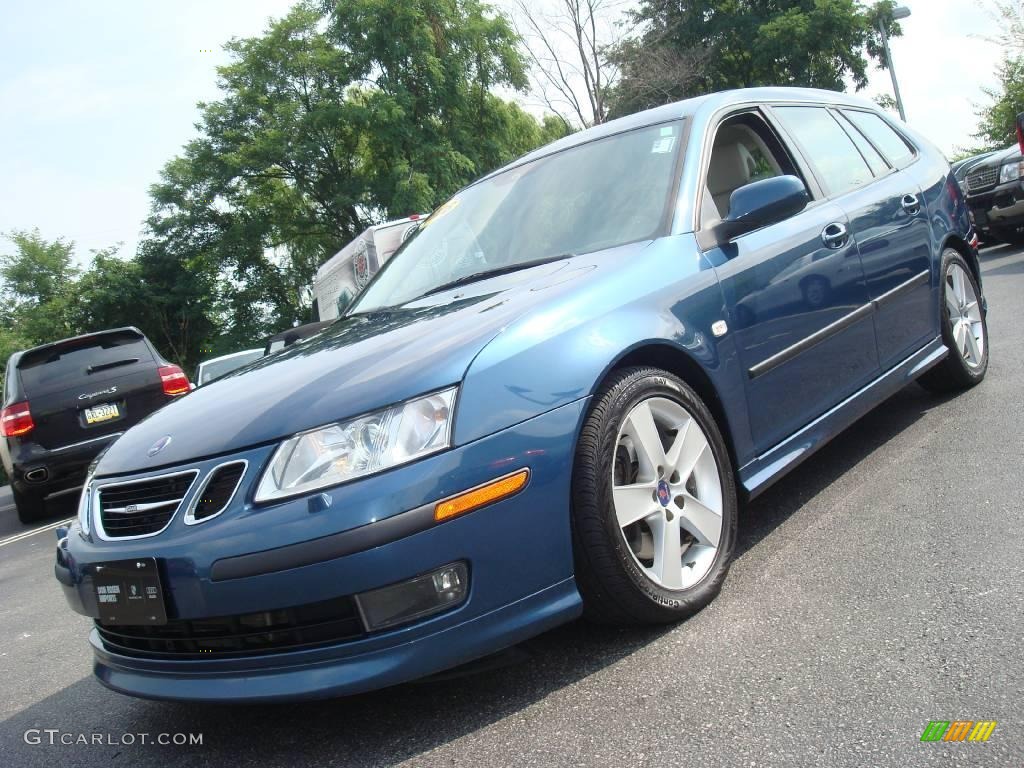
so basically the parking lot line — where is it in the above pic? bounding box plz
[0,518,75,549]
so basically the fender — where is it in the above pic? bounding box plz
[455,235,755,465]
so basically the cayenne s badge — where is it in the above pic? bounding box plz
[78,385,118,400]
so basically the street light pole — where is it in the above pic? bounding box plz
[878,5,911,122]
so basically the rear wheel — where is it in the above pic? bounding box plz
[918,249,988,393]
[12,486,47,525]
[571,367,738,625]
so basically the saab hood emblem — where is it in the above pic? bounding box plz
[147,435,173,457]
[78,386,118,400]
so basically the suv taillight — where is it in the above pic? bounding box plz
[0,401,34,437]
[158,365,190,396]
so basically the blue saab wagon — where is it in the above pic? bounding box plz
[56,87,987,702]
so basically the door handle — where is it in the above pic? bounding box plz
[901,193,921,215]
[821,222,849,249]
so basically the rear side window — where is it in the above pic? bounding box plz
[842,110,916,168]
[774,106,873,197]
[18,332,155,395]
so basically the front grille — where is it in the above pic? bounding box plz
[98,471,198,538]
[966,166,999,193]
[96,594,365,659]
[191,462,246,522]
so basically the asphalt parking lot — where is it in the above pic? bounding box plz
[1,243,1022,767]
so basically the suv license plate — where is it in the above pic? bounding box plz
[84,402,119,424]
[92,558,167,625]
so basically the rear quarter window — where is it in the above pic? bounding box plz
[842,110,916,169]
[18,332,155,396]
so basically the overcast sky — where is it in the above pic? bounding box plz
[0,0,1008,266]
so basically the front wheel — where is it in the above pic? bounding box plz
[571,367,738,625]
[918,249,988,393]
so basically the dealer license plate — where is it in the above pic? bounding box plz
[92,558,167,625]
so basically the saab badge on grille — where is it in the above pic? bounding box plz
[147,435,173,457]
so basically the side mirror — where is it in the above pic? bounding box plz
[714,175,810,244]
[1016,111,1024,154]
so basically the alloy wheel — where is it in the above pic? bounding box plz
[612,397,724,590]
[944,263,984,368]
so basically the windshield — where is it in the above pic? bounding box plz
[198,350,263,385]
[352,121,683,312]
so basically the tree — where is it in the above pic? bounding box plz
[973,55,1024,150]
[984,0,1024,57]
[0,229,80,345]
[68,248,150,336]
[608,0,903,117]
[1,3,572,377]
[135,0,568,366]
[968,1,1024,152]
[873,93,898,112]
[511,0,628,127]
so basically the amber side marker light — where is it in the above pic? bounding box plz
[434,469,530,522]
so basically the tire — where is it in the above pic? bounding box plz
[571,367,739,625]
[12,486,47,525]
[918,249,989,393]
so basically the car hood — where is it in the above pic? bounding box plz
[96,251,634,476]
[972,145,1021,170]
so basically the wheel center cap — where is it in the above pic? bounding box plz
[656,480,672,507]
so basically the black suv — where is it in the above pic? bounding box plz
[964,114,1024,246]
[964,144,1024,245]
[1,328,190,523]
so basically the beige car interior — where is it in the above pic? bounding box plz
[703,123,785,224]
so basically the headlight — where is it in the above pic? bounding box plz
[77,468,97,537]
[255,387,457,503]
[999,160,1023,184]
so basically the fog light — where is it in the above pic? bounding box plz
[355,562,468,631]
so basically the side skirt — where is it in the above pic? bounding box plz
[739,337,948,499]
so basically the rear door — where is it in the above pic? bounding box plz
[17,330,167,450]
[836,108,934,368]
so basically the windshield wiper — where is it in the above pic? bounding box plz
[415,254,574,301]
[86,358,139,374]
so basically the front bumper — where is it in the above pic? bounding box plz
[56,399,587,702]
[967,179,1024,233]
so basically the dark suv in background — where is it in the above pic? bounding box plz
[964,113,1024,245]
[1,328,189,523]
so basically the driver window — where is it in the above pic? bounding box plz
[702,112,801,227]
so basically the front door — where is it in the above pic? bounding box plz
[698,110,879,454]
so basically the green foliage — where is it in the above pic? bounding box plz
[134,0,565,365]
[873,93,898,112]
[973,55,1024,151]
[1,1,568,376]
[609,0,902,117]
[1,229,80,349]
